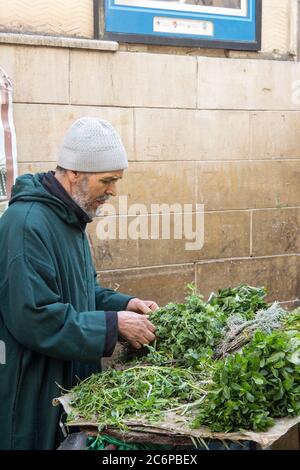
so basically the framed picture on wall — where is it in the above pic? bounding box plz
[104,0,261,50]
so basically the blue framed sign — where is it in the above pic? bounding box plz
[104,0,261,50]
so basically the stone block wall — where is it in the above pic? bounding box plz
[0,1,299,306]
[0,0,94,39]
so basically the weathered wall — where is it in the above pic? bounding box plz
[0,1,299,306]
[0,0,94,39]
[0,0,298,58]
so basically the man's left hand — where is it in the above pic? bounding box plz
[126,298,159,314]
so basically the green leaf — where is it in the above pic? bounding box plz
[266,352,285,364]
[287,351,300,365]
[252,376,264,385]
[246,392,255,402]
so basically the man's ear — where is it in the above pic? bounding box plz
[66,170,79,184]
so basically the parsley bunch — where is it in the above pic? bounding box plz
[149,285,226,366]
[209,285,268,321]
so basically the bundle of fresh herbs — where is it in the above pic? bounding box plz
[209,285,268,321]
[193,330,300,432]
[68,365,210,431]
[147,284,226,366]
[142,284,270,366]
[282,308,300,332]
[64,285,300,435]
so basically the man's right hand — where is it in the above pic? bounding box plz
[117,311,156,349]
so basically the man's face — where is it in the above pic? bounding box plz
[72,170,123,218]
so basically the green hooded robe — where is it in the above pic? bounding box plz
[0,173,132,449]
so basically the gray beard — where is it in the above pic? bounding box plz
[72,192,101,219]
[71,178,100,219]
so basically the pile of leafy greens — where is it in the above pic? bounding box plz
[68,365,209,431]
[209,285,268,321]
[66,284,300,433]
[146,284,271,366]
[147,284,226,367]
[193,330,300,432]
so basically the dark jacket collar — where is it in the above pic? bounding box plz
[41,171,92,230]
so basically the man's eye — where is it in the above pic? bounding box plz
[100,179,118,184]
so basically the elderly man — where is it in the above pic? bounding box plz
[0,117,158,450]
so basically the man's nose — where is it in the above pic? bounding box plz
[105,183,117,197]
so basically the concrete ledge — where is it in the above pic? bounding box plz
[0,32,119,51]
[0,33,295,60]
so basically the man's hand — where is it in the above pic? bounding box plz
[126,298,159,314]
[117,311,156,349]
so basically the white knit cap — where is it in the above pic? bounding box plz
[57,117,128,172]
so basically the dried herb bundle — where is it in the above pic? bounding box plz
[215,302,288,358]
